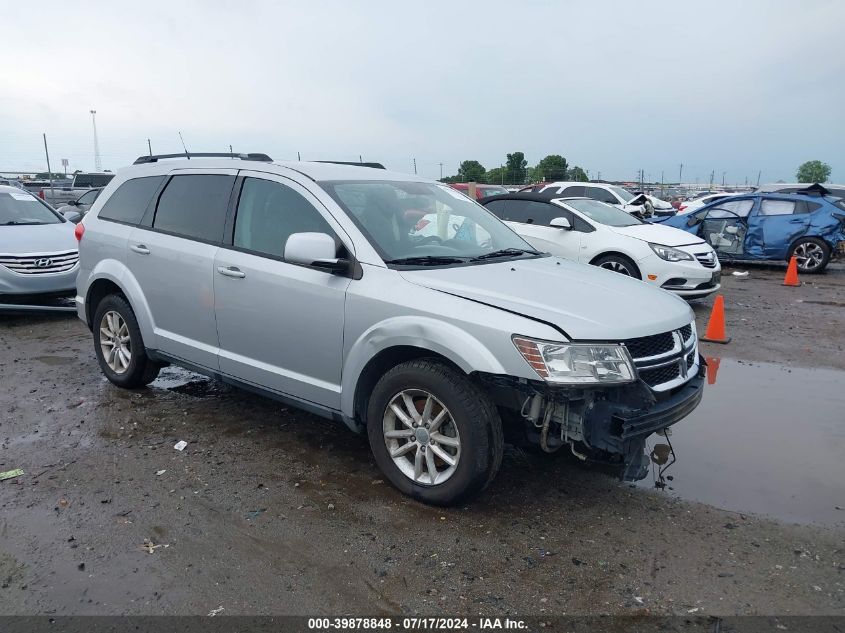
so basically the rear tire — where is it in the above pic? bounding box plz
[789,237,830,274]
[93,294,160,388]
[367,359,503,506]
[592,254,642,279]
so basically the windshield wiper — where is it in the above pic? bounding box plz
[385,255,470,266]
[470,248,538,261]
[1,220,44,226]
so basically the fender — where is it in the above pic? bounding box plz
[84,260,157,344]
[340,316,508,418]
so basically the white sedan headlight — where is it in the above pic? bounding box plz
[513,337,635,384]
[649,243,694,262]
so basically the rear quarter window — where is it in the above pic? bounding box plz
[97,176,165,225]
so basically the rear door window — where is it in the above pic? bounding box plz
[98,176,165,225]
[759,199,797,216]
[560,186,585,197]
[152,175,234,242]
[507,200,558,225]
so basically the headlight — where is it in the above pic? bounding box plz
[649,243,694,262]
[512,337,635,384]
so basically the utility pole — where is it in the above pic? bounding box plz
[438,162,443,180]
[90,109,101,171]
[297,152,301,161]
[709,170,715,191]
[413,158,417,175]
[229,144,233,155]
[597,171,601,181]
[147,139,152,157]
[756,170,761,187]
[722,171,726,187]
[43,133,54,198]
[679,163,683,185]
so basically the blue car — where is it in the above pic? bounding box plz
[659,186,845,273]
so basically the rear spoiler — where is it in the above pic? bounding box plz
[792,183,830,197]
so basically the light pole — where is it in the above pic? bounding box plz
[90,110,102,171]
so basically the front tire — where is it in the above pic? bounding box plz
[93,294,160,388]
[367,359,503,505]
[592,254,642,279]
[790,237,830,274]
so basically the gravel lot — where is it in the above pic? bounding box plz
[0,264,843,616]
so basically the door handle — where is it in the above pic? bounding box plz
[130,244,150,255]
[788,218,804,224]
[217,266,246,279]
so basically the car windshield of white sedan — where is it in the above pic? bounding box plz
[608,186,636,203]
[0,192,61,225]
[322,181,540,265]
[566,199,643,227]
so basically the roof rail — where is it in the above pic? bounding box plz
[133,152,273,165]
[315,160,386,169]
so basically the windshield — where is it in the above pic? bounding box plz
[0,191,62,225]
[564,199,643,227]
[608,186,635,203]
[321,180,539,264]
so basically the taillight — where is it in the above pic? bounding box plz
[74,223,85,241]
[38,190,44,199]
[678,204,687,212]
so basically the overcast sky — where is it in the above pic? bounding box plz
[2,0,843,184]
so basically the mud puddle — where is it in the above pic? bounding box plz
[638,359,845,526]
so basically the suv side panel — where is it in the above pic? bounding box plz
[125,170,236,369]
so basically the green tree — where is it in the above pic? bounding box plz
[796,160,831,183]
[458,160,486,182]
[569,166,589,182]
[505,152,528,184]
[486,166,505,185]
[534,154,568,182]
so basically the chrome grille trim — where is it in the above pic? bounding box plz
[694,252,718,268]
[0,250,79,275]
[623,323,698,392]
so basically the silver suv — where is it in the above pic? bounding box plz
[76,153,704,505]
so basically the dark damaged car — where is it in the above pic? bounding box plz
[659,185,845,273]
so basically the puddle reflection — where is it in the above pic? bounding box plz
[638,359,845,526]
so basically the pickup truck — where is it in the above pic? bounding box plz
[40,172,114,207]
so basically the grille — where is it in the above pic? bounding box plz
[686,350,696,368]
[679,324,692,342]
[639,363,681,387]
[695,252,718,268]
[624,332,675,358]
[0,250,78,275]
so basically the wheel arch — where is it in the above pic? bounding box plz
[83,263,155,342]
[589,250,642,276]
[341,317,509,424]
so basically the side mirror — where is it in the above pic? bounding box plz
[62,210,82,223]
[686,216,701,227]
[285,232,349,273]
[67,200,78,206]
[549,217,572,230]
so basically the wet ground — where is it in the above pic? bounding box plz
[0,264,843,616]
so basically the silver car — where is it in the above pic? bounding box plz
[76,154,704,505]
[0,185,80,298]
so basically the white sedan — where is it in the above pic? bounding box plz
[482,194,721,299]
[676,192,737,215]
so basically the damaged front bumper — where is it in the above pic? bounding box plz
[480,358,706,481]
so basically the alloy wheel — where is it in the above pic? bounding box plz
[600,260,633,276]
[793,242,824,271]
[382,389,461,486]
[99,310,131,374]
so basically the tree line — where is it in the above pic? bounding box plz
[440,152,589,185]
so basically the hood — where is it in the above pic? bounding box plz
[609,222,705,247]
[0,221,77,254]
[400,256,693,341]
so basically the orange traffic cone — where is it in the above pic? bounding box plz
[700,295,731,344]
[705,356,721,385]
[783,256,801,286]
